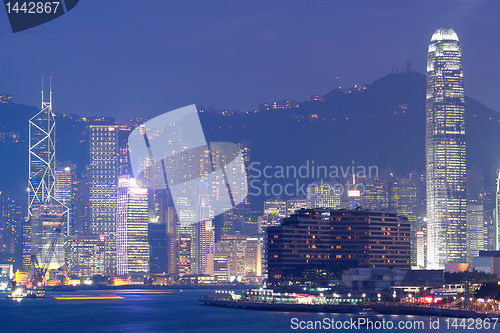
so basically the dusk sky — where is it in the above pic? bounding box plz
[0,0,499,121]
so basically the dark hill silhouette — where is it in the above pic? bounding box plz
[201,72,500,191]
[1,72,500,211]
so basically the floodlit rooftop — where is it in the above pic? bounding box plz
[431,28,459,42]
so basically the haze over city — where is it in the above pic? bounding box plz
[0,0,499,120]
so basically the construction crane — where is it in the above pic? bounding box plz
[7,228,62,299]
[30,228,62,288]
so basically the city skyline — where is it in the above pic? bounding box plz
[0,4,499,295]
[3,3,500,331]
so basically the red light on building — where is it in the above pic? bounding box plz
[108,127,115,132]
[99,235,105,241]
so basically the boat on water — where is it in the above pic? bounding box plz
[5,287,45,300]
[355,309,381,324]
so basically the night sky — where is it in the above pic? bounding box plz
[0,0,499,121]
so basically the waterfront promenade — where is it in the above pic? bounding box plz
[199,297,500,319]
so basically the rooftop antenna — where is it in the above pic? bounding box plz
[41,76,44,108]
[50,76,52,108]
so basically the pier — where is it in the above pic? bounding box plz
[199,297,499,319]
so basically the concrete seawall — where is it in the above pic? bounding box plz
[199,298,497,319]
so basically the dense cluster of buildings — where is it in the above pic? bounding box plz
[0,28,499,289]
[14,98,266,285]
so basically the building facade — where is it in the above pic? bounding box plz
[306,182,341,210]
[264,198,287,218]
[286,198,307,218]
[466,204,484,265]
[217,235,247,278]
[89,125,119,275]
[267,208,411,286]
[65,234,105,278]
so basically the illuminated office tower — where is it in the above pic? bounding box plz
[89,125,118,275]
[264,198,286,218]
[73,165,90,234]
[286,198,307,217]
[389,176,418,267]
[0,191,23,266]
[209,142,247,210]
[54,166,73,206]
[306,182,341,209]
[416,231,425,269]
[197,182,215,275]
[244,237,263,276]
[216,235,247,278]
[466,204,484,265]
[358,178,389,210]
[426,28,466,269]
[213,255,230,282]
[178,227,196,275]
[118,125,132,177]
[237,140,251,207]
[65,234,105,278]
[54,165,75,235]
[116,176,149,275]
[494,172,500,250]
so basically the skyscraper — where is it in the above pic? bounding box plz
[54,164,74,235]
[26,80,69,269]
[116,176,149,275]
[466,204,484,265]
[426,28,466,269]
[89,125,118,275]
[197,182,215,275]
[0,191,23,267]
[389,176,418,267]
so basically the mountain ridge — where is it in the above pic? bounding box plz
[1,72,500,210]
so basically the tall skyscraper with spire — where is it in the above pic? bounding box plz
[426,28,466,269]
[25,78,69,270]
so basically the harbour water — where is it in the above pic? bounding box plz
[0,289,492,332]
